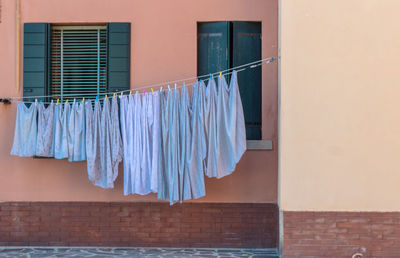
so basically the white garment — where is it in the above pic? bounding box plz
[36,102,55,157]
[54,102,70,159]
[215,70,247,178]
[11,102,38,157]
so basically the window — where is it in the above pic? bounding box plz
[50,26,107,103]
[23,23,131,102]
[197,21,262,140]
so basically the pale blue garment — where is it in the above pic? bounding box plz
[54,102,70,159]
[67,100,76,161]
[168,87,180,204]
[97,97,113,189]
[68,101,86,162]
[149,91,160,193]
[85,100,102,185]
[159,88,180,204]
[109,97,123,188]
[140,93,152,194]
[158,90,169,201]
[11,102,38,157]
[215,70,247,178]
[36,101,55,157]
[119,95,132,195]
[126,94,135,194]
[185,81,206,200]
[132,92,149,194]
[179,85,192,201]
[204,76,218,177]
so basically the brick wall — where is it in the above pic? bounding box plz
[0,202,277,248]
[284,211,400,257]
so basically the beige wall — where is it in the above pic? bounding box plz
[280,0,400,211]
[0,0,278,202]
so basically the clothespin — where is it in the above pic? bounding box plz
[56,99,59,105]
[174,83,177,89]
[143,89,146,94]
[151,88,154,95]
[160,86,163,92]
[219,72,222,78]
[130,90,133,95]
[209,73,212,80]
[113,93,116,99]
[35,99,38,104]
[65,99,69,104]
[95,96,98,102]
[121,91,123,97]
[82,97,85,103]
[168,85,171,91]
[105,94,108,100]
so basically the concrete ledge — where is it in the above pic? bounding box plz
[246,140,273,150]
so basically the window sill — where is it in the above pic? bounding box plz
[246,140,273,150]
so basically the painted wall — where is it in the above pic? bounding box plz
[0,0,278,202]
[281,0,400,211]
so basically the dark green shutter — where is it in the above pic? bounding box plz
[23,23,50,102]
[232,22,262,140]
[197,22,230,76]
[107,23,131,92]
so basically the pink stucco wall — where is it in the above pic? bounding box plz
[0,0,278,202]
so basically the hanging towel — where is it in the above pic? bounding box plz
[85,99,102,186]
[168,87,180,204]
[36,101,55,157]
[11,102,38,157]
[109,96,122,188]
[204,77,218,178]
[54,102,70,159]
[216,70,247,178]
[98,97,113,188]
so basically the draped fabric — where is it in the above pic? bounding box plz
[10,71,246,204]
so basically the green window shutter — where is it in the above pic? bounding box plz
[107,23,131,92]
[23,23,50,102]
[197,22,230,76]
[232,21,262,140]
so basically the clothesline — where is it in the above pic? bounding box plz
[4,57,276,104]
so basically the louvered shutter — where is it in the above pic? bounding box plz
[23,23,50,102]
[197,22,230,76]
[232,22,262,140]
[107,23,131,93]
[50,26,107,102]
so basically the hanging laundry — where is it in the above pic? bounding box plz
[85,99,102,186]
[54,102,70,159]
[149,91,160,193]
[204,76,218,178]
[119,95,132,195]
[68,100,86,162]
[11,102,38,157]
[215,70,247,178]
[185,81,206,200]
[36,101,55,157]
[179,85,192,201]
[141,92,152,193]
[109,96,122,188]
